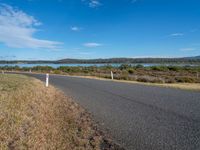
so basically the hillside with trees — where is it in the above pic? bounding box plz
[0,56,200,64]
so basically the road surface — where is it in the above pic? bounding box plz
[13,73,200,150]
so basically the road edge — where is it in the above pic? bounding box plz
[5,71,200,92]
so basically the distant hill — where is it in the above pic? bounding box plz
[57,56,200,64]
[185,56,200,60]
[0,56,200,64]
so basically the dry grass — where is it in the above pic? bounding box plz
[155,83,200,91]
[67,75,200,92]
[115,80,200,91]
[63,74,200,91]
[0,74,120,150]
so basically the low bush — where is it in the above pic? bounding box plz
[32,66,54,72]
[1,64,200,84]
[128,68,135,74]
[150,66,168,71]
[175,77,195,83]
[53,70,62,74]
[135,64,144,69]
[167,66,181,71]
[119,64,131,70]
[137,76,164,83]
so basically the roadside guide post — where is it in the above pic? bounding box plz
[1,70,4,74]
[111,71,114,80]
[46,74,49,87]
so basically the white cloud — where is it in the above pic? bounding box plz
[169,33,184,37]
[82,0,101,8]
[71,26,81,31]
[180,48,196,51]
[89,0,101,8]
[0,4,62,49]
[83,42,102,48]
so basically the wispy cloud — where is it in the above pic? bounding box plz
[70,26,82,31]
[83,42,102,48]
[0,4,62,49]
[89,0,101,8]
[169,33,184,37]
[82,0,137,8]
[180,48,196,51]
[82,0,101,8]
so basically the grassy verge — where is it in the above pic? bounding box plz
[115,80,200,91]
[4,71,200,92]
[0,74,121,149]
[68,75,200,92]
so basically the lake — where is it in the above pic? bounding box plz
[0,63,199,68]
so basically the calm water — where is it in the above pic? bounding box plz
[0,63,199,68]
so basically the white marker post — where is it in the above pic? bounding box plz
[46,74,49,87]
[1,70,4,74]
[111,71,114,80]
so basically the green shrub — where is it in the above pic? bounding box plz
[83,70,89,74]
[168,66,181,71]
[57,66,82,73]
[119,64,131,70]
[150,66,168,71]
[128,68,135,74]
[54,70,61,74]
[101,65,113,70]
[135,64,144,69]
[32,66,54,72]
[22,67,31,71]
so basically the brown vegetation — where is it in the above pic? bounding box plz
[1,65,200,84]
[0,74,121,150]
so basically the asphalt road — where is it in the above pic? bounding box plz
[14,73,200,150]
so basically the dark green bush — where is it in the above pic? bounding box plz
[22,67,32,71]
[135,64,144,69]
[168,66,181,71]
[119,64,131,70]
[128,68,135,74]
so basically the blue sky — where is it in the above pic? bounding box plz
[0,0,200,60]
